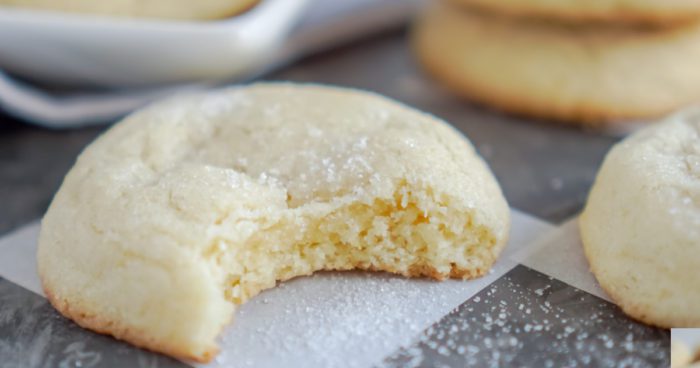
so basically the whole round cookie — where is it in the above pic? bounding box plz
[580,109,700,327]
[38,83,510,361]
[413,2,700,126]
[0,0,258,20]
[450,0,700,25]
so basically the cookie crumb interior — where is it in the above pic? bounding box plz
[203,181,498,304]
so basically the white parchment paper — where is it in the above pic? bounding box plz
[674,329,700,352]
[512,218,609,302]
[0,210,551,367]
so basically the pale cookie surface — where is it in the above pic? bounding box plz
[413,2,700,126]
[672,339,693,368]
[0,0,258,20]
[580,109,700,327]
[37,83,510,362]
[450,0,700,25]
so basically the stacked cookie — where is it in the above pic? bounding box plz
[413,0,700,127]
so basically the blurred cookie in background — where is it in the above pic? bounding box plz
[0,0,259,20]
[413,0,700,127]
[449,0,700,26]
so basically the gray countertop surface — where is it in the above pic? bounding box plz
[0,28,668,367]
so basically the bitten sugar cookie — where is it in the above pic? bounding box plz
[413,2,700,126]
[38,83,510,362]
[0,0,259,20]
[449,0,700,25]
[580,109,700,327]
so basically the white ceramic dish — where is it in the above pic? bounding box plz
[0,0,420,127]
[0,0,309,88]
